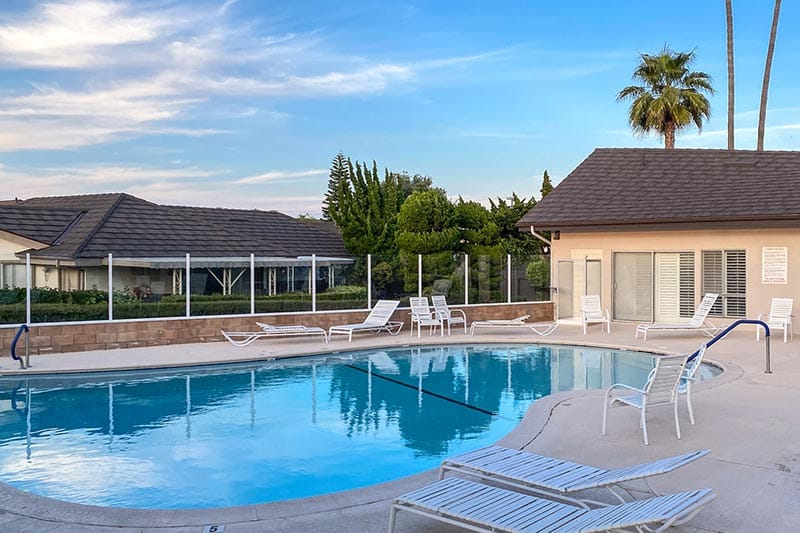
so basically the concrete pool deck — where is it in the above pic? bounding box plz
[0,321,797,532]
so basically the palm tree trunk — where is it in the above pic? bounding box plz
[664,122,676,149]
[726,0,735,150]
[757,0,781,151]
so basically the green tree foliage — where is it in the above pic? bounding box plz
[454,198,499,250]
[526,258,550,288]
[617,47,714,149]
[322,155,409,256]
[489,193,539,259]
[540,170,554,198]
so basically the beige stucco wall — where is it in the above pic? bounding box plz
[550,227,800,321]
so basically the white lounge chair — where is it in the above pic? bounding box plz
[469,315,558,336]
[328,300,403,341]
[409,297,443,337]
[221,323,328,346]
[756,297,793,343]
[439,445,710,507]
[602,354,689,446]
[431,295,467,335]
[635,293,719,340]
[581,294,610,334]
[388,477,714,533]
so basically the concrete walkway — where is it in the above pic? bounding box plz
[0,321,797,532]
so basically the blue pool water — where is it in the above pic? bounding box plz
[0,345,717,509]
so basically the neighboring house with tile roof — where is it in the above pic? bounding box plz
[0,193,352,296]
[517,148,800,324]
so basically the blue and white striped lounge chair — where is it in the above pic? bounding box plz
[388,477,715,533]
[328,300,403,341]
[221,323,328,346]
[439,445,710,507]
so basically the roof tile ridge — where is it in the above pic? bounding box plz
[70,193,126,258]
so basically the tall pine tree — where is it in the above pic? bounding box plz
[540,170,554,198]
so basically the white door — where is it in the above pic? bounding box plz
[654,253,680,322]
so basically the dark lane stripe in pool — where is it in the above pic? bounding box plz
[343,363,499,417]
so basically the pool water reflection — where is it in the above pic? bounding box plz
[0,345,715,509]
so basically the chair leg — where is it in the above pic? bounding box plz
[601,397,609,436]
[674,400,682,439]
[387,505,398,533]
[686,384,695,425]
[641,409,649,446]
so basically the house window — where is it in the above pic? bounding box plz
[612,251,694,322]
[702,250,746,317]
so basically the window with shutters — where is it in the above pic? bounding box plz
[702,250,746,317]
[679,252,695,318]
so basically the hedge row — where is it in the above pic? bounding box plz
[0,298,368,324]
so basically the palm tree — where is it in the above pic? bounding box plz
[757,0,782,151]
[617,47,714,149]
[725,0,735,150]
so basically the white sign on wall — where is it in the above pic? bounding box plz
[762,247,788,284]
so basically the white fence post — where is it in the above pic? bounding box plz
[312,254,317,312]
[367,254,372,309]
[185,253,191,318]
[25,253,31,325]
[418,254,422,297]
[250,253,255,315]
[464,254,469,305]
[507,254,512,304]
[108,253,113,321]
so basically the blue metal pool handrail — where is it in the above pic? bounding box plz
[10,324,29,369]
[687,319,771,373]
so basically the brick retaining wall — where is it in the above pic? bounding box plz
[0,302,554,355]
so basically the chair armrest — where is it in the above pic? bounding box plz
[451,309,467,320]
[605,383,646,395]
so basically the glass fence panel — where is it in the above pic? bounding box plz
[422,252,465,305]
[28,263,108,323]
[512,257,549,302]
[190,259,251,317]
[372,253,415,307]
[112,265,184,319]
[469,253,506,304]
[0,263,27,324]
[316,260,366,311]
[254,263,313,314]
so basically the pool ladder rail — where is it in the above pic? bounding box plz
[10,324,31,369]
[688,319,771,373]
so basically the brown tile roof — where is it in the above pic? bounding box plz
[517,148,800,230]
[0,206,82,244]
[0,193,349,261]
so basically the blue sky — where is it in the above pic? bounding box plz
[1,1,798,215]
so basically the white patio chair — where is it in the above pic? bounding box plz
[389,477,715,533]
[581,294,610,334]
[439,445,710,506]
[469,315,558,336]
[409,297,442,338]
[756,297,793,343]
[602,354,689,446]
[431,295,467,335]
[327,300,403,341]
[221,323,328,346]
[635,293,719,340]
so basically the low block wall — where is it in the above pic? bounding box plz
[0,302,554,355]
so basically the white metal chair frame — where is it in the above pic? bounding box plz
[756,297,793,343]
[469,315,558,336]
[388,477,715,533]
[679,345,707,426]
[430,295,467,335]
[438,445,710,508]
[635,293,720,340]
[581,294,610,334]
[327,300,403,341]
[409,297,443,337]
[602,354,689,446]
[221,323,328,346]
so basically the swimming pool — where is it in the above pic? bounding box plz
[0,344,716,509]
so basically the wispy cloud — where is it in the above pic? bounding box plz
[235,169,328,184]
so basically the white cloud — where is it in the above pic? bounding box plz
[235,169,328,185]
